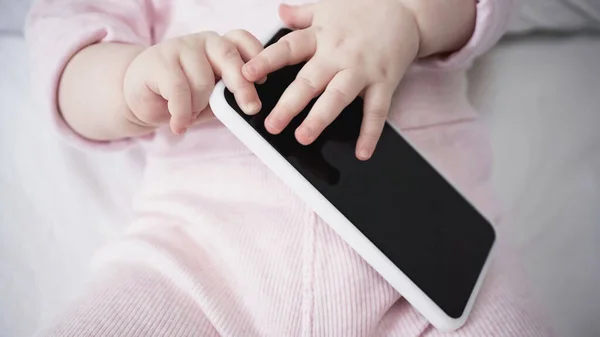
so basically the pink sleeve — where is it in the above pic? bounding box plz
[25,0,155,150]
[414,0,520,71]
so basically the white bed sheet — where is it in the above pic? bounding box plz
[1,33,599,337]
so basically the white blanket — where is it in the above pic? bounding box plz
[1,31,599,337]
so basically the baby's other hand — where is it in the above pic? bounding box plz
[243,0,420,160]
[124,30,264,135]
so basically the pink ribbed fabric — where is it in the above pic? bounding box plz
[26,0,550,336]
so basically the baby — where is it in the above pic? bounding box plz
[26,0,548,336]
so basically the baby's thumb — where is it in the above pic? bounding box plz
[279,3,314,29]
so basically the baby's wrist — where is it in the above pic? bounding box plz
[400,0,476,58]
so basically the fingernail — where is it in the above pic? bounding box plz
[244,101,261,114]
[257,76,267,85]
[358,149,370,160]
[265,117,281,134]
[296,126,314,144]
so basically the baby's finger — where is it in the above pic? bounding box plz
[206,35,261,114]
[356,83,394,160]
[265,59,335,134]
[279,3,316,29]
[242,29,316,82]
[153,62,193,134]
[179,48,215,118]
[224,29,267,83]
[224,29,263,62]
[296,69,365,145]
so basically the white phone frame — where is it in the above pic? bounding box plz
[209,26,496,332]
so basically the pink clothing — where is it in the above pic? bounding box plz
[26,0,549,336]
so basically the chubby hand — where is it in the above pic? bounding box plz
[243,0,421,160]
[123,30,264,135]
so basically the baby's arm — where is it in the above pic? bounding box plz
[404,0,477,58]
[27,1,262,143]
[58,43,147,141]
[26,0,155,144]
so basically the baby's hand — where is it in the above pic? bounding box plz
[124,30,264,135]
[243,1,421,160]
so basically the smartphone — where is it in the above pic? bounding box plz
[209,27,496,332]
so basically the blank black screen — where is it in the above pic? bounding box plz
[223,28,495,319]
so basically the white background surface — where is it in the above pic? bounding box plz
[1,1,600,336]
[469,34,600,337]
